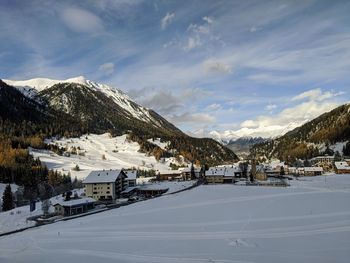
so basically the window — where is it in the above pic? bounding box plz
[93,191,98,194]
[106,191,110,194]
[107,187,110,189]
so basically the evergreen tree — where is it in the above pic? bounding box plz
[280,166,285,177]
[190,163,196,180]
[334,151,342,161]
[2,184,14,211]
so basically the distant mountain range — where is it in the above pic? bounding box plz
[0,77,238,165]
[251,103,350,162]
[225,137,269,157]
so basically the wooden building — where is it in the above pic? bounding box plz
[52,197,95,217]
[334,162,350,174]
[157,170,182,181]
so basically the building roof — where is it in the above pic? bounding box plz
[205,166,241,177]
[52,197,96,207]
[83,169,125,184]
[158,170,182,175]
[304,167,324,172]
[124,170,137,180]
[334,162,350,170]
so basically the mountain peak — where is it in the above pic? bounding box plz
[2,76,89,91]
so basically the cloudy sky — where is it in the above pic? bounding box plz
[1,0,349,140]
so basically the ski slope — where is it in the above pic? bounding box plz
[0,174,349,262]
[30,133,185,180]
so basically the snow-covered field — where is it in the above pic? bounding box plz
[31,133,185,180]
[0,203,41,234]
[0,174,349,262]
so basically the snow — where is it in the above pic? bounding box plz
[0,174,349,262]
[51,197,96,207]
[334,161,350,170]
[3,76,159,124]
[140,181,196,193]
[0,204,40,234]
[30,133,185,180]
[83,170,124,184]
[0,189,85,234]
[147,138,169,150]
[3,76,89,92]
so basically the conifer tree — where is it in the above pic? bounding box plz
[2,184,14,211]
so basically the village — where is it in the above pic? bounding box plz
[22,153,350,220]
[1,150,350,236]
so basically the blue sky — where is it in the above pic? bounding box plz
[1,0,350,139]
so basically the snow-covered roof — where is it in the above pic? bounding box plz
[304,167,323,172]
[52,197,96,207]
[84,169,125,184]
[334,162,350,170]
[158,170,182,175]
[205,166,241,177]
[124,170,137,180]
[178,167,201,173]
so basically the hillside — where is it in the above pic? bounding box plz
[252,103,350,162]
[0,77,238,166]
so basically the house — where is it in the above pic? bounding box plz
[179,167,201,180]
[136,185,169,197]
[83,169,128,201]
[334,162,350,174]
[123,169,137,187]
[311,155,335,165]
[205,167,239,184]
[52,197,95,217]
[304,167,324,176]
[157,170,182,181]
[254,164,267,180]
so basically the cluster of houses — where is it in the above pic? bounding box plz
[204,156,350,184]
[51,155,350,217]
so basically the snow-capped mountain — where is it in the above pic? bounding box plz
[3,76,163,126]
[0,78,238,165]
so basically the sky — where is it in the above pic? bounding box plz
[1,0,350,140]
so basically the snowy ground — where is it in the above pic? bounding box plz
[0,174,349,262]
[0,181,193,235]
[140,180,196,194]
[31,133,186,180]
[0,204,40,234]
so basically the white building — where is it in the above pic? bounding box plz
[123,170,137,187]
[83,170,127,201]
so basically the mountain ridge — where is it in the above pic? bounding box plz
[0,78,238,165]
[251,103,350,162]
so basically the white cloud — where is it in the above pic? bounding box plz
[291,88,344,102]
[98,62,115,75]
[203,59,232,74]
[170,113,215,124]
[187,23,210,34]
[206,103,222,111]
[265,103,277,111]
[204,91,343,140]
[161,12,175,30]
[202,16,214,24]
[61,7,103,33]
[184,36,202,51]
[250,26,257,32]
